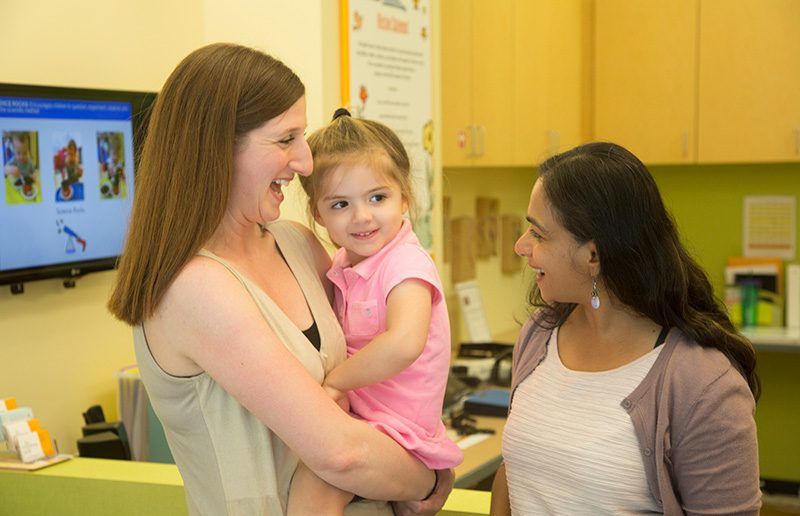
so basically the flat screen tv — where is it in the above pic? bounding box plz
[0,83,155,292]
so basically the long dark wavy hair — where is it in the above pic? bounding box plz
[529,142,760,400]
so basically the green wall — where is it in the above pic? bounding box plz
[651,163,800,296]
[651,162,800,481]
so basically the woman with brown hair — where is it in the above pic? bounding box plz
[108,43,448,515]
[490,142,760,515]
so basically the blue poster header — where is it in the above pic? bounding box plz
[0,96,131,121]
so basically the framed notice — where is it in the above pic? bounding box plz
[340,0,434,249]
[743,196,796,259]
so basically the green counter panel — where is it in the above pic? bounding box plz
[0,457,490,515]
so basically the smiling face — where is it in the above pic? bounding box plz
[231,96,311,225]
[12,137,30,164]
[515,179,596,305]
[314,160,408,265]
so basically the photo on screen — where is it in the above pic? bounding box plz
[97,131,126,199]
[52,133,84,202]
[2,130,42,204]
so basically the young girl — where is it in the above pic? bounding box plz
[289,110,462,514]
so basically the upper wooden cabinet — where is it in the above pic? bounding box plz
[514,0,586,164]
[441,0,514,167]
[698,0,800,163]
[470,0,515,165]
[440,1,478,167]
[593,0,698,164]
[440,0,585,167]
[594,0,800,164]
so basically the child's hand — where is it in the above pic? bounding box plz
[323,382,349,412]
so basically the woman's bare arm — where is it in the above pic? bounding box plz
[147,257,433,501]
[490,462,511,516]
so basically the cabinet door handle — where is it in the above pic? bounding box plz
[794,128,800,155]
[478,125,486,157]
[681,131,689,158]
[469,125,477,157]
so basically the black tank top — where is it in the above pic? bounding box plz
[302,320,321,351]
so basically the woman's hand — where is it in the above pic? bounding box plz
[391,468,454,516]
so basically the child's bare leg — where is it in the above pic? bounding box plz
[288,461,354,516]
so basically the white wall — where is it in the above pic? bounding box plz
[0,0,336,454]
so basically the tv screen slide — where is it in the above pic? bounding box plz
[0,88,146,285]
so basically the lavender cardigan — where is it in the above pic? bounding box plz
[509,317,761,515]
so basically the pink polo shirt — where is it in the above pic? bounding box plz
[327,220,463,469]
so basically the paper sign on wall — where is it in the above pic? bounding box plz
[455,280,492,343]
[743,196,796,259]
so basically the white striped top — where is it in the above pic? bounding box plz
[503,328,664,515]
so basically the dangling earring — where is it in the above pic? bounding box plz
[591,276,600,310]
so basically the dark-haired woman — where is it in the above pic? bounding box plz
[490,142,760,515]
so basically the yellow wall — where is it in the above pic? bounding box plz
[1,2,203,92]
[0,0,338,455]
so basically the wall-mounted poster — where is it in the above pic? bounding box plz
[340,0,433,249]
[743,195,796,259]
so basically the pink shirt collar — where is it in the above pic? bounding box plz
[328,219,418,281]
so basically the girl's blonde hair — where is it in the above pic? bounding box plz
[108,43,304,325]
[300,115,415,222]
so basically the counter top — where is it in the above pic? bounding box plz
[0,457,490,515]
[742,326,800,350]
[453,415,506,489]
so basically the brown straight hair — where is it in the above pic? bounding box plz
[108,43,304,325]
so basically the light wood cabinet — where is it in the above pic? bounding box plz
[441,0,585,167]
[440,1,475,167]
[698,0,800,163]
[593,0,698,164]
[515,0,586,164]
[441,0,514,167]
[471,0,515,165]
[594,0,800,164]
